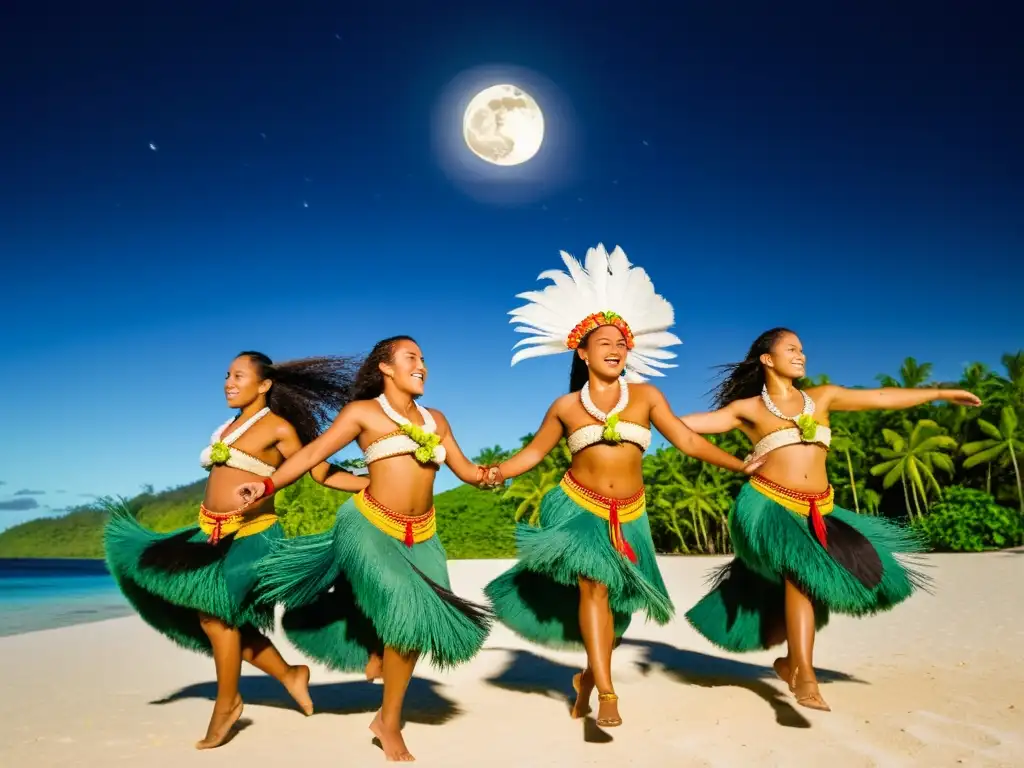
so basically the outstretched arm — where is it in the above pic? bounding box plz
[431,410,488,485]
[815,385,981,413]
[649,387,757,474]
[495,402,565,480]
[679,401,745,435]
[239,403,365,502]
[276,422,370,493]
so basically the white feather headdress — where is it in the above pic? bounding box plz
[509,243,682,382]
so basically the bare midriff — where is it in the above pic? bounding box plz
[754,442,830,493]
[204,465,278,519]
[362,455,438,517]
[568,442,646,499]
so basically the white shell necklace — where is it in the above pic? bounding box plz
[376,393,438,432]
[375,393,446,465]
[760,385,815,422]
[581,380,629,424]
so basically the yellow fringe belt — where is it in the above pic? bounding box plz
[750,475,833,549]
[198,504,278,545]
[354,489,436,547]
[559,471,645,563]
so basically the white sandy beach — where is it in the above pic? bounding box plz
[2,553,1022,768]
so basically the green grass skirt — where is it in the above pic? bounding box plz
[255,496,491,672]
[103,501,280,655]
[685,481,930,652]
[483,485,674,650]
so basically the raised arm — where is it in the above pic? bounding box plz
[679,401,745,435]
[431,409,487,485]
[814,384,981,413]
[237,402,365,503]
[648,387,758,474]
[495,401,565,480]
[276,420,370,493]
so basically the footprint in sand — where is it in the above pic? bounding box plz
[900,710,1013,765]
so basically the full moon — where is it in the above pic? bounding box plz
[462,84,544,166]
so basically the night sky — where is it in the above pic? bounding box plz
[1,0,1020,528]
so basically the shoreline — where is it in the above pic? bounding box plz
[3,546,1022,562]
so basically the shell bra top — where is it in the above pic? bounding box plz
[749,388,832,461]
[566,381,652,455]
[362,395,447,467]
[199,407,276,477]
[567,422,652,454]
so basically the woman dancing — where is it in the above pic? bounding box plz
[482,244,762,728]
[681,327,980,711]
[234,335,493,763]
[103,351,368,749]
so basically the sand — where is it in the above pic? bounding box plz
[1,552,1022,767]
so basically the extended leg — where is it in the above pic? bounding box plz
[576,577,620,726]
[369,646,418,761]
[240,626,313,715]
[196,613,245,749]
[775,579,830,711]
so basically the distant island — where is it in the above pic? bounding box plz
[2,356,1022,559]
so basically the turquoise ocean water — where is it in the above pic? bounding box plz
[0,559,131,637]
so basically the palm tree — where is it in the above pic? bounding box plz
[869,419,957,520]
[675,470,733,553]
[472,445,511,492]
[962,406,1024,514]
[876,357,934,389]
[472,445,510,466]
[829,428,864,513]
[503,468,561,525]
[990,351,1024,410]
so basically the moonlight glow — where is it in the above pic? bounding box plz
[462,84,544,166]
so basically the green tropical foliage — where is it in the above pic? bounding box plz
[912,486,1023,552]
[0,472,515,560]
[961,406,1023,513]
[2,352,1022,559]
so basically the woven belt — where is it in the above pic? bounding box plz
[559,471,645,563]
[750,475,833,548]
[354,489,436,547]
[197,503,278,544]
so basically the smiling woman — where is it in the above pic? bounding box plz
[102,351,369,749]
[481,244,762,729]
[679,327,979,712]
[233,335,495,762]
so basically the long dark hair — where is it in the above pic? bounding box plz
[350,335,418,401]
[237,351,360,444]
[709,327,796,408]
[569,354,589,393]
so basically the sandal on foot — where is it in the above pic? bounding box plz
[570,671,591,719]
[790,668,830,712]
[596,692,622,727]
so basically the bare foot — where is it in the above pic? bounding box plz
[791,667,831,712]
[365,652,383,681]
[570,668,593,718]
[596,692,622,727]
[283,664,314,715]
[195,695,243,749]
[369,711,415,762]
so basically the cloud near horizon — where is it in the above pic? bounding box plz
[14,489,46,496]
[0,498,40,511]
